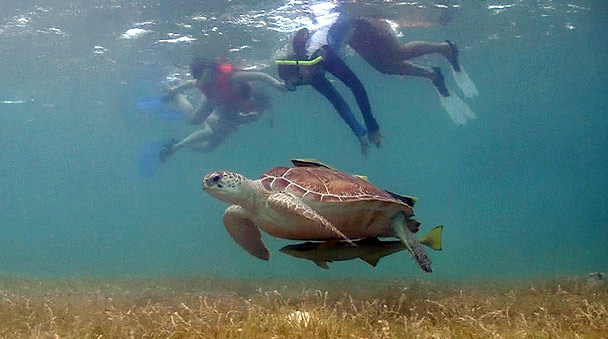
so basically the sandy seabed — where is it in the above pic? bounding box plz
[0,275,606,339]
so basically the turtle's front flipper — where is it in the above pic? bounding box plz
[390,213,432,273]
[223,205,270,260]
[267,192,354,245]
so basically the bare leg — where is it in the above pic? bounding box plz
[165,81,214,125]
[399,41,450,61]
[399,40,477,98]
[174,109,238,153]
[188,140,218,152]
[349,18,459,77]
[172,93,213,125]
[399,40,478,98]
[173,93,195,120]
[173,122,214,151]
[374,60,449,97]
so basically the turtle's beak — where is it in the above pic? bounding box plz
[201,176,209,190]
[202,171,224,191]
[202,176,213,191]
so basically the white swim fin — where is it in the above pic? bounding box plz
[439,92,476,125]
[451,66,479,99]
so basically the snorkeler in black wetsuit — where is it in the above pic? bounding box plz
[277,27,381,155]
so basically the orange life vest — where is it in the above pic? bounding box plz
[200,62,250,106]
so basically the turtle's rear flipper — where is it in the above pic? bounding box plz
[390,213,432,273]
[408,238,432,273]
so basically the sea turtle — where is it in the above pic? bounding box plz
[202,159,434,272]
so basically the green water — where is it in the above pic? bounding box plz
[0,0,606,280]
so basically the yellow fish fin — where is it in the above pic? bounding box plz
[419,226,443,251]
[354,175,370,183]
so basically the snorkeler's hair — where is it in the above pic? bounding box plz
[190,58,211,80]
[293,28,309,59]
[276,28,309,82]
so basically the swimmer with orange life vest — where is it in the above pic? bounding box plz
[159,58,287,161]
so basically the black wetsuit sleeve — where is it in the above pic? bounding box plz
[311,74,367,138]
[321,46,379,134]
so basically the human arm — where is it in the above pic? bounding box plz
[169,79,198,94]
[231,71,287,92]
[163,80,198,105]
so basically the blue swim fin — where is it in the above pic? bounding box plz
[137,141,164,178]
[135,98,162,111]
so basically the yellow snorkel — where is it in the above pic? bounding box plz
[275,55,323,66]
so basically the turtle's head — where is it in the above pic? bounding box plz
[202,171,247,204]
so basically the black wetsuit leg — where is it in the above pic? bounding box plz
[310,74,367,138]
[321,46,380,135]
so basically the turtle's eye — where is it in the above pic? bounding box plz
[213,175,221,182]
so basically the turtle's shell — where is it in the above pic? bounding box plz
[259,161,415,239]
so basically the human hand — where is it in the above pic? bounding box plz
[283,82,297,92]
[161,83,177,103]
[279,82,290,92]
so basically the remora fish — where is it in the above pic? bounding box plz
[280,226,443,269]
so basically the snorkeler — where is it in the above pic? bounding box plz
[159,58,286,161]
[277,25,381,155]
[278,1,477,129]
[340,16,478,124]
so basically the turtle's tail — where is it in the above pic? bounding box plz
[408,237,433,273]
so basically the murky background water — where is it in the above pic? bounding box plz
[0,0,606,279]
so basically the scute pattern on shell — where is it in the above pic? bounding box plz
[260,166,406,205]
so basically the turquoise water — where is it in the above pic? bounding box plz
[0,0,606,280]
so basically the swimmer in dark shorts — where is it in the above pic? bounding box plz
[339,17,478,125]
